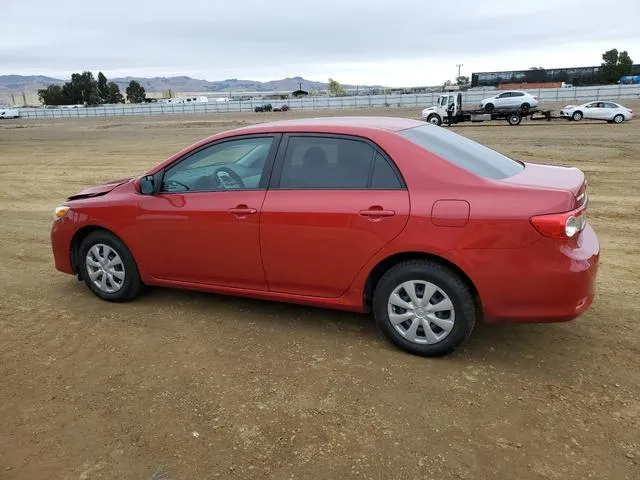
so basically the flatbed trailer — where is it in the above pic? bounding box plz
[421,93,568,126]
[446,107,564,126]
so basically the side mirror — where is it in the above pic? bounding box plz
[139,175,155,195]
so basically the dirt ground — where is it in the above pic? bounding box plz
[1,106,639,480]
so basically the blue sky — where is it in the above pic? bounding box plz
[2,0,639,86]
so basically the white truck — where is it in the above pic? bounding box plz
[421,92,552,126]
[0,107,20,119]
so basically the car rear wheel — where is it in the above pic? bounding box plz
[521,102,530,112]
[572,111,583,121]
[484,103,494,112]
[372,260,477,357]
[613,114,625,124]
[78,230,143,302]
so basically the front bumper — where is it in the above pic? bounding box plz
[51,217,75,274]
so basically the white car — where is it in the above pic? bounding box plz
[560,101,633,123]
[480,91,539,112]
[0,107,20,119]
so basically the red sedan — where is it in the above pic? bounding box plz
[51,117,599,356]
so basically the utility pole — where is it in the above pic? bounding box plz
[456,64,463,80]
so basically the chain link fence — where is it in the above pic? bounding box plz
[14,84,640,119]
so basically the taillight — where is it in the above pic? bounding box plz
[530,207,587,239]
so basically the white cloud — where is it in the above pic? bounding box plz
[1,0,639,86]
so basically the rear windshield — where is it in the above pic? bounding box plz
[398,124,524,179]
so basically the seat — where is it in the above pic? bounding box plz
[337,142,372,188]
[296,146,332,187]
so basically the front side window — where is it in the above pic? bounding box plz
[278,136,375,189]
[161,136,273,192]
[398,124,524,180]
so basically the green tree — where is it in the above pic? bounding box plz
[327,78,346,96]
[600,49,634,83]
[105,82,124,103]
[37,84,69,105]
[126,80,146,103]
[618,51,633,76]
[97,72,109,103]
[456,75,470,86]
[61,71,100,105]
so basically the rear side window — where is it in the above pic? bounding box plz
[398,124,524,180]
[371,152,402,188]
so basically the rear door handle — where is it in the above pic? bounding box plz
[228,207,257,215]
[359,208,396,218]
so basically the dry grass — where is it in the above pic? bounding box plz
[1,106,639,479]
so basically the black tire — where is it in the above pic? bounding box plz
[372,260,477,357]
[613,114,624,124]
[572,111,583,121]
[521,103,530,112]
[507,113,522,126]
[78,230,143,302]
[427,114,442,126]
[484,103,494,112]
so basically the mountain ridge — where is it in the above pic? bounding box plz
[0,75,380,94]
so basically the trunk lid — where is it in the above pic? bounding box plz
[502,162,585,196]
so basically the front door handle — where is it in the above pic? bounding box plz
[359,207,396,218]
[228,206,257,216]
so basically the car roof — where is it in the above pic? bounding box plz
[225,116,425,134]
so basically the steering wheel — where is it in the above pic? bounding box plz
[212,167,245,189]
[163,179,190,192]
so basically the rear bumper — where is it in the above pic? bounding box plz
[447,224,599,323]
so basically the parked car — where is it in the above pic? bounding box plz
[560,101,632,123]
[273,104,290,112]
[254,103,273,112]
[480,91,539,112]
[50,117,599,357]
[0,107,20,119]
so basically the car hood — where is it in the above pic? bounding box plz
[67,177,133,200]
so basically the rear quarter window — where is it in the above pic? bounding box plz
[398,124,524,180]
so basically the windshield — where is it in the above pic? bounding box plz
[398,124,524,180]
[439,96,448,107]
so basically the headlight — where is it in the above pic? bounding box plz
[54,205,70,220]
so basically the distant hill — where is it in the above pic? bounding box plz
[0,75,378,94]
[0,75,64,93]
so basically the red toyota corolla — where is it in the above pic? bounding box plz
[51,117,599,356]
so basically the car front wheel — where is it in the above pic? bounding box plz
[78,230,143,302]
[372,260,477,357]
[427,114,442,126]
[572,111,583,121]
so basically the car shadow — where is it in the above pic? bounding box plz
[66,280,582,366]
